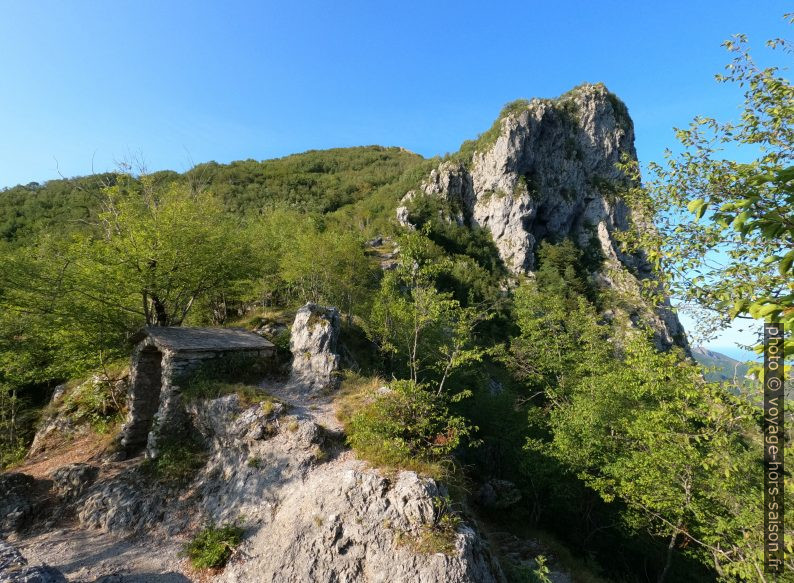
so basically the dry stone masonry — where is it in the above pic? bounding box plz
[120,326,275,457]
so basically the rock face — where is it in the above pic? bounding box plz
[289,303,342,393]
[397,84,687,350]
[222,468,502,583]
[0,540,66,583]
[0,473,39,535]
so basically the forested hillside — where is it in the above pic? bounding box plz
[0,146,427,245]
[0,28,791,583]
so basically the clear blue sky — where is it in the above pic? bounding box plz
[0,0,788,357]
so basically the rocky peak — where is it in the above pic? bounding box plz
[398,83,688,350]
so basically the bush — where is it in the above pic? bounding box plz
[142,434,207,484]
[502,556,553,583]
[346,380,473,476]
[185,522,244,569]
[62,375,126,433]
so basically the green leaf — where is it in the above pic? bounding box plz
[687,198,709,220]
[780,250,794,275]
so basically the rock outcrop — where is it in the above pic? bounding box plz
[289,303,342,393]
[22,304,501,581]
[0,540,66,583]
[51,463,98,501]
[0,473,39,536]
[397,84,687,350]
[67,392,502,582]
[222,468,502,583]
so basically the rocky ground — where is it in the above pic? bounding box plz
[2,394,505,582]
[0,304,530,582]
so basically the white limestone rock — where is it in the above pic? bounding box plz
[396,84,688,350]
[289,303,342,393]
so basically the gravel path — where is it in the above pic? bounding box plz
[15,527,192,582]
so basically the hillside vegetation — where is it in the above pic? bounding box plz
[1,29,792,583]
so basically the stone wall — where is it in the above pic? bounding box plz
[119,328,274,458]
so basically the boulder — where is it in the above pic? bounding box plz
[289,303,342,393]
[0,540,66,583]
[51,463,98,500]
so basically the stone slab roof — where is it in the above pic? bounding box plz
[130,327,275,352]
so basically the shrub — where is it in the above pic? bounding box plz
[346,380,474,475]
[143,434,207,484]
[185,522,244,569]
[62,376,126,433]
[502,556,553,583]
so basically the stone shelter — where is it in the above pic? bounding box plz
[119,327,275,455]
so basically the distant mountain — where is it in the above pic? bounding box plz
[691,346,755,386]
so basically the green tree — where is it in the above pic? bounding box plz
[620,18,793,361]
[507,240,778,581]
[279,226,376,322]
[91,174,255,326]
[366,227,491,393]
[0,174,256,374]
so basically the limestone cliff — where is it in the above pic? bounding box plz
[398,83,688,350]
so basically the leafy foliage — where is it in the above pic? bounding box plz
[185,522,244,569]
[366,227,492,391]
[61,376,126,433]
[620,20,794,363]
[185,146,423,217]
[506,240,783,581]
[279,226,377,321]
[346,379,473,475]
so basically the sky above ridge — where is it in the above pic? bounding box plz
[0,0,788,358]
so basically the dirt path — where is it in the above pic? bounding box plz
[17,433,112,480]
[16,528,192,583]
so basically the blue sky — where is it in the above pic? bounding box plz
[0,0,788,358]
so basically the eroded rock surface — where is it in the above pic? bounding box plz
[221,467,502,583]
[397,84,687,350]
[0,540,66,583]
[289,303,342,393]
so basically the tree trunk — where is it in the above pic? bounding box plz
[151,295,169,326]
[658,529,679,583]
